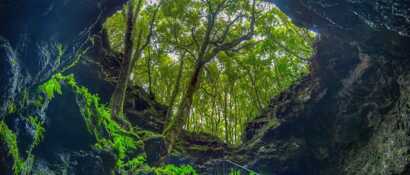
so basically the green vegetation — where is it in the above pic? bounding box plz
[120,155,148,171]
[6,102,16,114]
[154,164,197,175]
[38,76,62,100]
[44,73,197,174]
[46,74,141,167]
[229,169,241,175]
[118,155,197,174]
[1,0,315,173]
[1,72,199,174]
[1,102,46,175]
[229,169,258,175]
[107,0,160,122]
[26,116,45,151]
[0,120,37,175]
[0,121,24,174]
[104,0,315,144]
[1,77,50,175]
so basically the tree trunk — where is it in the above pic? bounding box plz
[211,92,217,135]
[247,68,263,111]
[163,60,204,151]
[223,89,229,143]
[166,56,185,118]
[111,2,135,121]
[147,48,153,96]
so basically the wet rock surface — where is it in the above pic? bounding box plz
[144,135,167,166]
[0,140,13,174]
[269,0,410,37]
[0,0,126,174]
[0,0,126,118]
[240,0,410,175]
[32,150,116,175]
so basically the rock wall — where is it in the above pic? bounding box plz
[0,0,127,119]
[0,0,126,174]
[241,0,410,174]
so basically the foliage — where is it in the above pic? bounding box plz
[120,155,148,171]
[6,102,16,114]
[0,80,49,175]
[0,120,37,175]
[229,168,256,175]
[47,74,141,167]
[104,0,160,53]
[104,0,315,144]
[118,155,197,175]
[154,164,197,175]
[38,76,62,100]
[50,73,198,173]
[2,70,199,174]
[27,116,45,150]
[228,169,258,175]
[0,121,24,174]
[229,169,240,175]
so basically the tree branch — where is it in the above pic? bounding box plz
[205,0,257,62]
[139,3,161,52]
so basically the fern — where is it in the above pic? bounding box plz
[38,75,62,100]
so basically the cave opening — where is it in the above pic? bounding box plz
[102,0,316,144]
[3,0,410,174]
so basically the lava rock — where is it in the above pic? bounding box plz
[144,135,167,166]
[238,1,410,175]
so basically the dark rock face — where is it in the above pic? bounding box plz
[179,131,230,164]
[0,140,13,173]
[0,0,127,118]
[125,87,169,132]
[32,150,116,175]
[241,0,410,175]
[0,0,126,174]
[144,135,167,166]
[269,0,410,38]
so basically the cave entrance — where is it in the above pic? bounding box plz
[103,0,316,145]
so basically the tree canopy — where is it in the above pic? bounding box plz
[104,0,315,145]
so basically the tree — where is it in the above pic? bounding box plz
[109,0,159,121]
[104,0,315,146]
[161,0,257,151]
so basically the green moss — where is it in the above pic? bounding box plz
[55,43,64,67]
[20,88,29,107]
[154,164,197,175]
[0,121,24,174]
[138,130,162,140]
[32,96,45,108]
[0,85,48,175]
[10,57,17,66]
[38,75,62,100]
[26,116,45,150]
[37,73,198,174]
[187,144,212,152]
[229,169,241,175]
[6,102,16,114]
[122,159,198,175]
[228,169,258,175]
[52,74,142,168]
[119,155,149,172]
[0,120,42,175]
